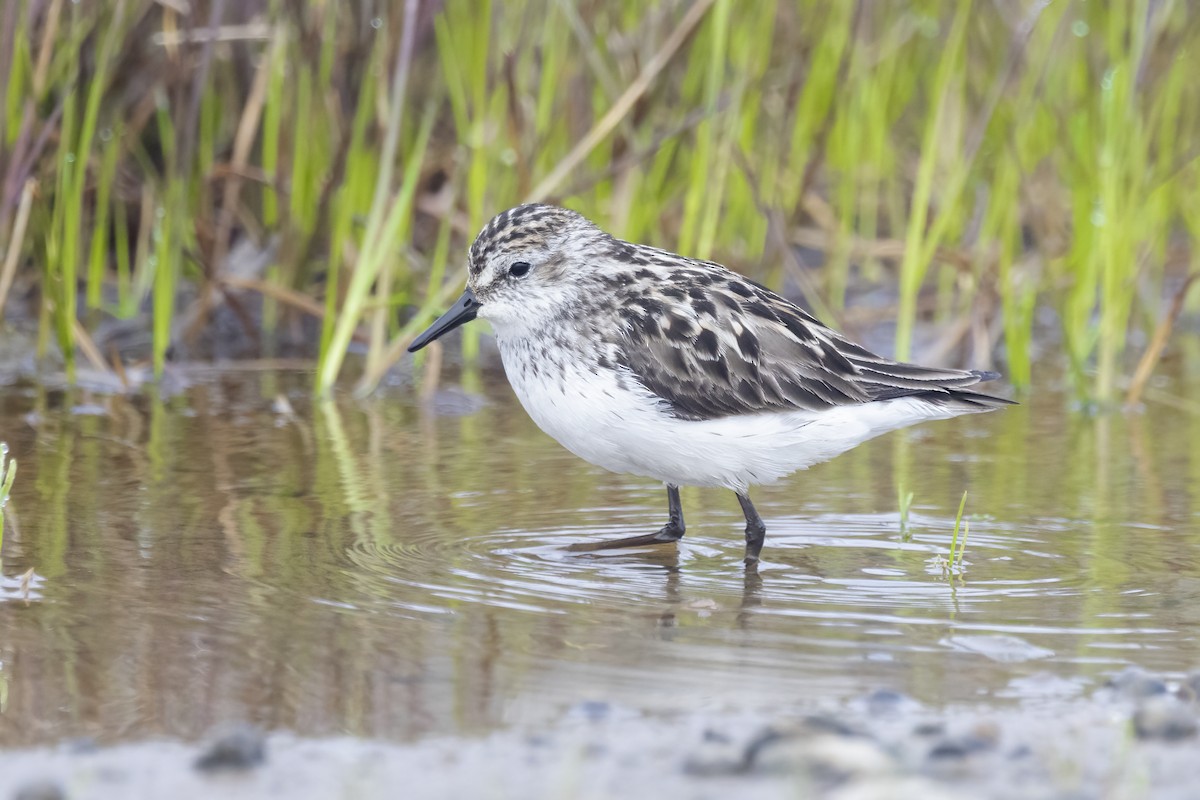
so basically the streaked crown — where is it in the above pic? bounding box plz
[468,204,598,275]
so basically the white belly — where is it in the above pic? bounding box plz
[498,340,962,491]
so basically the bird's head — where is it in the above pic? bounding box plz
[408,204,609,352]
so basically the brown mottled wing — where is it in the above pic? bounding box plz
[609,270,1002,421]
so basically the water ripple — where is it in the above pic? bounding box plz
[339,508,1163,670]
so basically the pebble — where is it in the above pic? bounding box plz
[726,716,895,782]
[751,734,896,780]
[1132,697,1198,741]
[1105,666,1167,699]
[1181,670,1200,702]
[911,721,945,737]
[863,688,918,717]
[789,713,863,738]
[11,781,65,800]
[926,735,987,760]
[926,721,1000,761]
[686,715,887,779]
[194,723,267,771]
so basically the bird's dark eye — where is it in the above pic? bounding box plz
[508,261,531,278]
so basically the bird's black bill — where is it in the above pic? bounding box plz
[407,289,479,352]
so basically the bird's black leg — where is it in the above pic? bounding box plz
[565,485,685,552]
[737,492,767,564]
[661,484,685,538]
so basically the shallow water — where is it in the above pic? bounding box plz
[2,365,1200,746]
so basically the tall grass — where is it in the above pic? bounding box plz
[0,1,1197,400]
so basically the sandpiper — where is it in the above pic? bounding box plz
[409,204,1013,563]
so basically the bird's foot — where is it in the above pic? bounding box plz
[564,523,684,553]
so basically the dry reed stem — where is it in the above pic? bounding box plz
[0,179,36,321]
[151,22,272,46]
[32,0,65,95]
[355,277,464,395]
[212,31,276,278]
[220,277,327,321]
[71,317,112,375]
[525,0,717,203]
[134,184,154,295]
[1125,272,1200,408]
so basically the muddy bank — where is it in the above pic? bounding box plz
[3,681,1199,800]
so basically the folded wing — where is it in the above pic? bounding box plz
[609,271,1011,422]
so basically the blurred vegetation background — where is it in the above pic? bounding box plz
[0,0,1196,401]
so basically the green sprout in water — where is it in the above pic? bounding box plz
[0,442,16,555]
[897,486,915,540]
[930,490,970,583]
[948,490,970,576]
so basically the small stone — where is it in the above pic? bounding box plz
[751,734,895,780]
[1132,697,1198,741]
[12,780,65,800]
[912,721,944,737]
[926,735,987,760]
[194,723,267,771]
[739,715,864,766]
[794,713,862,738]
[1106,666,1167,700]
[744,724,897,782]
[925,721,998,764]
[1181,670,1200,702]
[864,688,917,716]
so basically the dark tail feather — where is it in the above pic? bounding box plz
[872,368,1017,410]
[927,388,1018,411]
[950,369,1018,409]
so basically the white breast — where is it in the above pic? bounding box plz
[499,337,662,477]
[497,337,963,492]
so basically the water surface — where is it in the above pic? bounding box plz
[2,366,1199,746]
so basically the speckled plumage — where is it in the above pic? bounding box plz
[410,204,1014,563]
